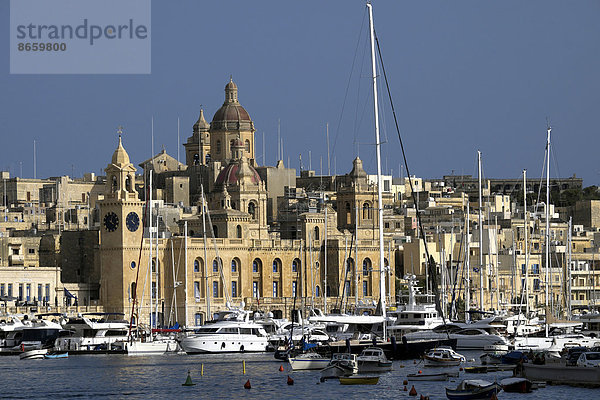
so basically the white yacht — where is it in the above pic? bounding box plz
[179,309,269,354]
[308,310,387,341]
[289,352,331,370]
[18,318,63,351]
[54,313,129,351]
[402,322,510,350]
[513,322,600,352]
[357,347,392,372]
[0,315,29,351]
[576,313,600,338]
[118,329,181,355]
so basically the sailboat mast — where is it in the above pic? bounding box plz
[367,2,387,338]
[545,126,551,336]
[478,150,484,311]
[523,169,529,316]
[324,204,328,314]
[149,170,153,327]
[201,184,211,319]
[567,217,572,320]
[465,200,470,322]
[354,204,359,310]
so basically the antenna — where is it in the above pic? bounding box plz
[33,139,36,179]
[277,119,281,161]
[326,122,330,175]
[177,117,180,168]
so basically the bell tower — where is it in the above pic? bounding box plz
[99,130,144,316]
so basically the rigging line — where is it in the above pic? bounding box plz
[449,218,466,319]
[331,6,367,160]
[374,31,449,335]
[534,139,549,216]
[353,26,371,156]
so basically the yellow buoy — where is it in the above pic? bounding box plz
[201,363,204,376]
[243,360,246,374]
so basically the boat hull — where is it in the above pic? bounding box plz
[180,335,269,354]
[20,349,48,360]
[519,363,600,387]
[289,357,330,370]
[407,372,449,381]
[339,376,379,385]
[445,383,501,400]
[327,338,457,360]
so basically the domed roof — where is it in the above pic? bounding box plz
[211,78,254,131]
[111,136,130,165]
[215,158,261,186]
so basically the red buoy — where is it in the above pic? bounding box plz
[287,375,294,385]
[279,365,284,372]
[409,385,417,396]
[403,386,407,391]
[244,379,251,389]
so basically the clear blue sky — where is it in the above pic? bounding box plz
[1,1,599,187]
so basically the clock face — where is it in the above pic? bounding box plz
[103,212,119,232]
[126,212,140,232]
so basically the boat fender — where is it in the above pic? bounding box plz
[408,385,417,396]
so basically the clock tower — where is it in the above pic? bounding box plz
[99,133,144,318]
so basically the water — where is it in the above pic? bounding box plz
[0,351,597,399]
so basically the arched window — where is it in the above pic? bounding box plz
[194,258,203,273]
[125,175,132,192]
[193,153,200,165]
[273,258,281,273]
[111,175,117,192]
[236,225,242,238]
[248,202,256,219]
[292,258,300,273]
[216,140,221,154]
[205,153,211,163]
[213,257,221,273]
[245,139,250,153]
[345,202,351,224]
[231,258,240,273]
[252,258,262,273]
[363,258,371,276]
[363,202,371,219]
[314,226,320,241]
[315,285,320,297]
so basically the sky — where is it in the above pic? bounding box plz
[1,1,599,187]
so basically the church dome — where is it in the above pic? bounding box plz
[215,158,261,186]
[211,78,254,131]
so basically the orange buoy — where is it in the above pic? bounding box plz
[418,370,422,374]
[279,365,284,372]
[403,380,408,385]
[409,385,417,396]
[244,379,251,389]
[287,375,294,385]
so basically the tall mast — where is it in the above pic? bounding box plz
[367,2,387,339]
[545,126,551,337]
[465,200,470,322]
[201,184,210,318]
[567,217,572,320]
[478,150,484,311]
[149,170,153,327]
[354,204,359,310]
[184,221,188,326]
[523,169,529,316]
[324,204,328,313]
[309,231,314,309]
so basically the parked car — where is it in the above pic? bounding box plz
[577,352,600,367]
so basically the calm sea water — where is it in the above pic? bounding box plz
[0,351,597,399]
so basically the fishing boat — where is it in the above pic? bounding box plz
[289,352,331,370]
[44,351,68,359]
[320,353,359,381]
[424,347,466,367]
[357,347,392,373]
[339,375,379,385]
[445,379,502,400]
[500,377,532,393]
[407,371,456,381]
[19,348,47,360]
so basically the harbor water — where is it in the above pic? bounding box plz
[0,351,597,399]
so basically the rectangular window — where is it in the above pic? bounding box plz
[362,281,368,297]
[45,284,50,302]
[28,248,35,254]
[213,281,219,298]
[532,264,539,275]
[18,284,23,301]
[534,279,540,291]
[253,281,259,298]
[8,284,13,298]
[26,284,31,302]
[194,260,200,273]
[194,281,201,299]
[37,284,42,301]
[213,261,218,273]
[273,281,278,297]
[521,264,526,275]
[292,281,297,298]
[232,281,237,298]
[0,284,4,296]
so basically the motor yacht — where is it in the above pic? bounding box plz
[54,312,129,351]
[423,346,465,367]
[356,347,392,373]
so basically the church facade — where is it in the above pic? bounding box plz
[99,79,396,327]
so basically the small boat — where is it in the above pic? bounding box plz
[500,377,532,393]
[19,349,48,360]
[339,375,379,385]
[424,347,466,367]
[44,351,68,359]
[407,372,451,381]
[463,366,487,374]
[479,351,505,365]
[445,379,502,400]
[289,352,330,370]
[320,353,358,381]
[501,350,528,364]
[357,347,392,373]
